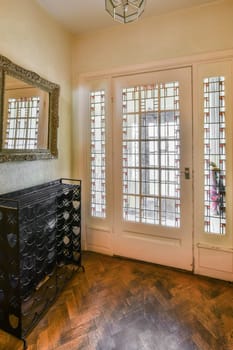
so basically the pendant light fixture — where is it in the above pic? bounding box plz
[105,0,146,24]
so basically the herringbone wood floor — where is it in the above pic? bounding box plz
[0,252,232,350]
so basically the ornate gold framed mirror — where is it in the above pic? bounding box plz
[0,54,59,162]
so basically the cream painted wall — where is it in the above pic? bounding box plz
[72,0,233,76]
[71,0,233,180]
[0,0,73,193]
[71,0,233,258]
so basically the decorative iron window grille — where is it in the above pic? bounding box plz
[4,97,40,149]
[90,90,106,218]
[203,76,226,235]
[122,82,180,227]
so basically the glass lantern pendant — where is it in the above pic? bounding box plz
[105,0,146,24]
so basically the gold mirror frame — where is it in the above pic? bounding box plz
[0,54,60,162]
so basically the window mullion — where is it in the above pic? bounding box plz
[139,87,142,221]
[158,84,162,225]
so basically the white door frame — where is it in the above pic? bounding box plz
[112,67,193,271]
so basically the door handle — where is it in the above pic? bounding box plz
[184,167,190,180]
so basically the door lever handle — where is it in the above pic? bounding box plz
[184,167,190,180]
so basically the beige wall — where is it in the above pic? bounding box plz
[72,0,233,76]
[0,0,73,193]
[71,0,233,179]
[1,0,232,192]
[71,0,233,277]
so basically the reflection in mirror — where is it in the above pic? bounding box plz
[3,75,49,150]
[0,54,60,162]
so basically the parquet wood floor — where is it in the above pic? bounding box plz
[0,252,232,350]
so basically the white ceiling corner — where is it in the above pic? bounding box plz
[35,0,219,34]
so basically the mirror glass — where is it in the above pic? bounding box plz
[3,75,49,151]
[0,54,60,162]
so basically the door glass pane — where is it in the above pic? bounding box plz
[122,82,180,227]
[203,77,226,235]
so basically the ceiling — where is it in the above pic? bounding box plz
[35,0,218,34]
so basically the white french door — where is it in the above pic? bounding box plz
[83,56,233,280]
[112,67,193,270]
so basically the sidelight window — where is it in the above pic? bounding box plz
[90,90,106,218]
[203,76,226,235]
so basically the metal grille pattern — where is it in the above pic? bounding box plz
[4,97,40,149]
[203,77,226,235]
[122,82,180,227]
[90,91,106,218]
